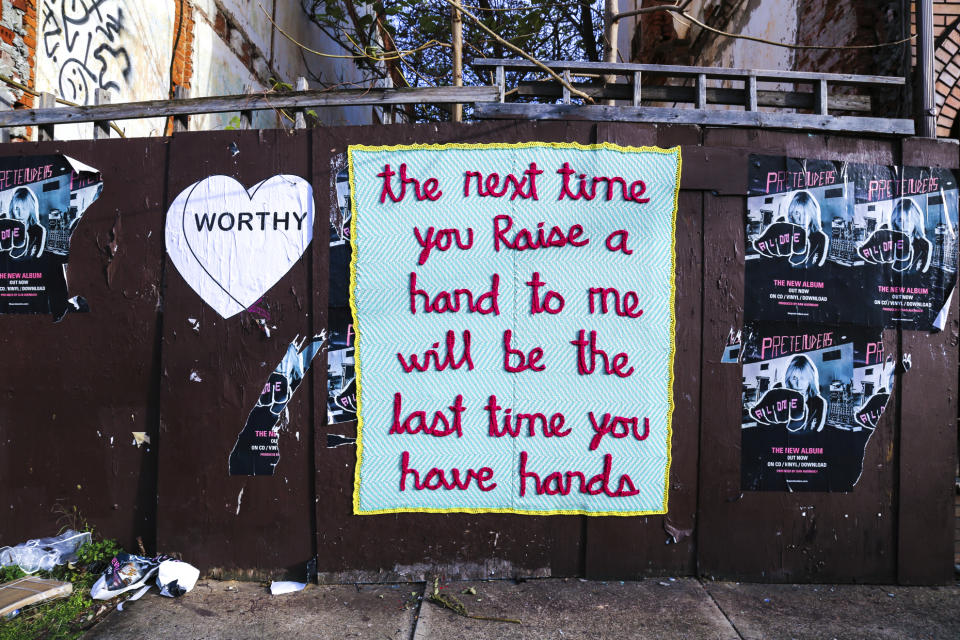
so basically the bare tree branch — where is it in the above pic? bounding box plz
[442,0,594,103]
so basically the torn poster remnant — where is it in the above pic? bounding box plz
[740,322,893,492]
[228,333,325,475]
[0,155,102,319]
[326,159,357,425]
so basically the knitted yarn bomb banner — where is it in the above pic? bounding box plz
[349,142,681,515]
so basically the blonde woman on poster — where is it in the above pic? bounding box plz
[752,189,830,267]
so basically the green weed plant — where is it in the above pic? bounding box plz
[0,536,125,640]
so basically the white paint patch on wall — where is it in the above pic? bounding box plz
[33,0,371,137]
[271,0,371,126]
[35,0,174,139]
[217,0,272,59]
[722,0,797,71]
[687,0,797,71]
[682,0,797,112]
[189,14,276,132]
[191,0,370,130]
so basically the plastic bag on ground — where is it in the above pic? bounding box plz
[270,581,306,595]
[0,530,92,574]
[156,559,199,597]
[90,553,167,600]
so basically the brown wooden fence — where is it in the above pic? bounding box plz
[0,123,955,585]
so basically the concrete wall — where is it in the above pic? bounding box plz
[190,0,372,131]
[631,0,908,117]
[682,0,797,72]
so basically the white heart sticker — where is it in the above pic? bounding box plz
[165,175,314,318]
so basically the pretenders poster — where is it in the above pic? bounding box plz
[853,165,959,330]
[746,155,958,330]
[0,155,102,318]
[742,154,956,492]
[746,156,858,324]
[740,322,892,492]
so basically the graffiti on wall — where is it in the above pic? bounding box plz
[41,0,132,105]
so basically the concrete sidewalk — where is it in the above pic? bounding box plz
[84,577,960,639]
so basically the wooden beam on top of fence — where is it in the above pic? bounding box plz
[173,87,189,133]
[0,104,9,144]
[815,79,829,116]
[0,86,500,128]
[294,77,308,129]
[472,57,907,86]
[38,92,55,141]
[696,74,707,110]
[472,102,915,135]
[746,75,758,112]
[516,82,873,112]
[239,85,253,129]
[94,89,111,139]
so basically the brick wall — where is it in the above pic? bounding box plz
[166,0,195,134]
[1,0,36,139]
[171,0,195,94]
[794,1,906,118]
[631,0,686,66]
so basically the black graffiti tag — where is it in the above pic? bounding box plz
[42,1,131,105]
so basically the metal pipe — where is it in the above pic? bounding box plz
[916,0,936,137]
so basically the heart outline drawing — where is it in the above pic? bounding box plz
[165,174,314,318]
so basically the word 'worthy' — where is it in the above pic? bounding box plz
[192,211,310,231]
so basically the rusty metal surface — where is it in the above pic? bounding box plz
[0,137,166,552]
[155,129,316,578]
[896,137,960,584]
[0,125,956,584]
[696,129,901,583]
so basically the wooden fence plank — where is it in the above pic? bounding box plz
[156,129,315,579]
[311,122,592,583]
[515,83,872,112]
[0,87,501,128]
[585,123,703,579]
[896,137,960,584]
[472,103,915,135]
[472,58,907,85]
[0,137,168,554]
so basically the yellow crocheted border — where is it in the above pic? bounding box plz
[348,141,681,517]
